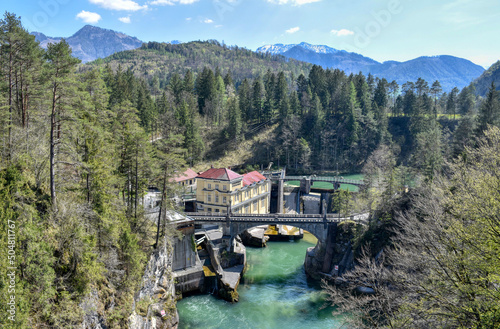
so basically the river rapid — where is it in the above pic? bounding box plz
[177,233,347,329]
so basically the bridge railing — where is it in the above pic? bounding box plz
[184,212,347,224]
[284,176,364,186]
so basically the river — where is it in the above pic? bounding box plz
[177,233,347,329]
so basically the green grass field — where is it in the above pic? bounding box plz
[285,173,363,192]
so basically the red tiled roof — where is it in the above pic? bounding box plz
[242,171,267,186]
[197,168,242,181]
[174,168,198,183]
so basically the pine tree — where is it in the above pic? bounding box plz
[0,12,22,161]
[430,80,442,117]
[238,78,252,121]
[227,97,243,142]
[196,66,216,115]
[183,69,195,93]
[476,82,500,135]
[44,39,81,208]
[252,79,264,123]
[446,87,459,119]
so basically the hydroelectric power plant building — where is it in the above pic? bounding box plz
[195,168,271,214]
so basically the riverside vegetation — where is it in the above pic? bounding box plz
[1,11,500,328]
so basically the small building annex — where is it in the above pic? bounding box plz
[172,168,197,187]
[195,168,270,214]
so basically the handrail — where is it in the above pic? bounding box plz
[284,175,364,185]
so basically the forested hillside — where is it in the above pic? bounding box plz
[1,10,500,329]
[474,60,500,96]
[88,50,484,179]
[87,40,312,91]
[0,13,183,328]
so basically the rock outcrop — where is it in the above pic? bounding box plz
[304,221,356,280]
[80,289,107,329]
[240,226,269,247]
[129,239,179,329]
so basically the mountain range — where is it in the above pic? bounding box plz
[32,25,488,92]
[257,43,485,92]
[32,25,143,63]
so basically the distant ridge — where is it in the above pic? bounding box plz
[473,60,500,96]
[32,25,144,63]
[258,43,485,91]
[258,42,342,55]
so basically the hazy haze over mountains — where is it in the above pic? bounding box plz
[258,43,485,91]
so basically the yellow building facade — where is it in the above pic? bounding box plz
[195,168,270,214]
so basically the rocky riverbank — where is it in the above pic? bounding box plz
[129,239,179,329]
[304,221,356,280]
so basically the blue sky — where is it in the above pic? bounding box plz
[4,0,499,68]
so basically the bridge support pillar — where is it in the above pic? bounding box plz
[277,178,284,214]
[300,178,311,194]
[321,223,337,273]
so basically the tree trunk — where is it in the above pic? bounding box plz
[134,141,139,220]
[155,168,167,248]
[8,50,13,162]
[50,82,57,209]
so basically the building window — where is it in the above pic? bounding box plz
[253,201,258,209]
[215,184,219,190]
[215,195,219,203]
[223,196,227,204]
[223,185,227,191]
[215,209,220,213]
[208,183,212,189]
[208,208,212,212]
[245,205,249,214]
[208,195,212,202]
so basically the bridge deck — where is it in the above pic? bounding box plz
[284,176,364,186]
[183,212,362,224]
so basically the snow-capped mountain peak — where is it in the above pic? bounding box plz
[257,42,340,55]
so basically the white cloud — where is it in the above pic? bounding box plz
[186,17,192,21]
[203,18,214,24]
[119,16,131,23]
[149,0,199,5]
[89,0,147,11]
[267,0,321,5]
[286,26,300,34]
[330,29,354,36]
[76,10,102,24]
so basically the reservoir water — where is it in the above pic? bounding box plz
[177,233,346,329]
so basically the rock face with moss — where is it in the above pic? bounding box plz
[304,221,357,280]
[129,238,179,329]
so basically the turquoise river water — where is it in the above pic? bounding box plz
[177,234,347,329]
